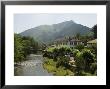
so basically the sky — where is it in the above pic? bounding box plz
[14,13,97,33]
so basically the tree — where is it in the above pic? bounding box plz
[75,49,95,75]
[53,48,59,61]
[56,56,69,68]
[82,50,94,71]
[74,44,84,51]
[75,51,85,74]
[75,33,81,40]
[14,34,25,62]
[14,34,39,62]
[92,25,97,39]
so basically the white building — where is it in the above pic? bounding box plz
[54,38,83,47]
[67,39,83,47]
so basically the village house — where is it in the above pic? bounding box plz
[68,39,83,47]
[54,37,83,48]
[87,39,97,47]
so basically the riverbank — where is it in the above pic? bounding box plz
[43,57,74,76]
[14,54,53,76]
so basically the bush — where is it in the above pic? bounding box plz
[56,56,69,68]
[90,62,97,74]
[78,71,93,76]
[75,51,85,71]
[43,57,74,76]
[74,44,84,51]
[72,49,79,58]
[45,46,72,61]
[75,49,96,75]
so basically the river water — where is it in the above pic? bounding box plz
[14,54,53,76]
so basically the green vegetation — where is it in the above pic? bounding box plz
[43,25,97,76]
[14,23,97,76]
[43,57,74,76]
[91,25,97,39]
[74,48,96,76]
[43,46,75,76]
[14,34,38,62]
[43,45,97,76]
[43,46,72,60]
[74,44,84,51]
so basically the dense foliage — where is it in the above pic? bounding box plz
[92,25,97,39]
[14,34,38,62]
[43,57,74,76]
[43,41,97,76]
[74,49,96,75]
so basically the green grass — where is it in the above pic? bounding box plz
[54,67,74,76]
[43,64,56,73]
[43,58,56,73]
[55,67,67,76]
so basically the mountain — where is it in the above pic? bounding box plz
[20,20,91,43]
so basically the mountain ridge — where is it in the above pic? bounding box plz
[20,20,91,43]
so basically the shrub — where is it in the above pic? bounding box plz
[75,49,96,75]
[74,44,84,51]
[56,56,69,68]
[90,62,97,74]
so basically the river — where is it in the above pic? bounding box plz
[14,54,53,76]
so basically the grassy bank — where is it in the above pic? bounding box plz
[43,57,74,76]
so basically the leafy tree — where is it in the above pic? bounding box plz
[75,49,95,75]
[90,44,97,56]
[90,62,97,74]
[14,34,38,62]
[75,51,85,74]
[53,48,59,61]
[14,34,25,62]
[92,25,97,39]
[75,33,81,40]
[56,56,69,68]
[82,50,95,71]
[72,49,79,58]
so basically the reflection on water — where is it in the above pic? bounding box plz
[14,54,53,76]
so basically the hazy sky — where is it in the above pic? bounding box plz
[14,13,97,33]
